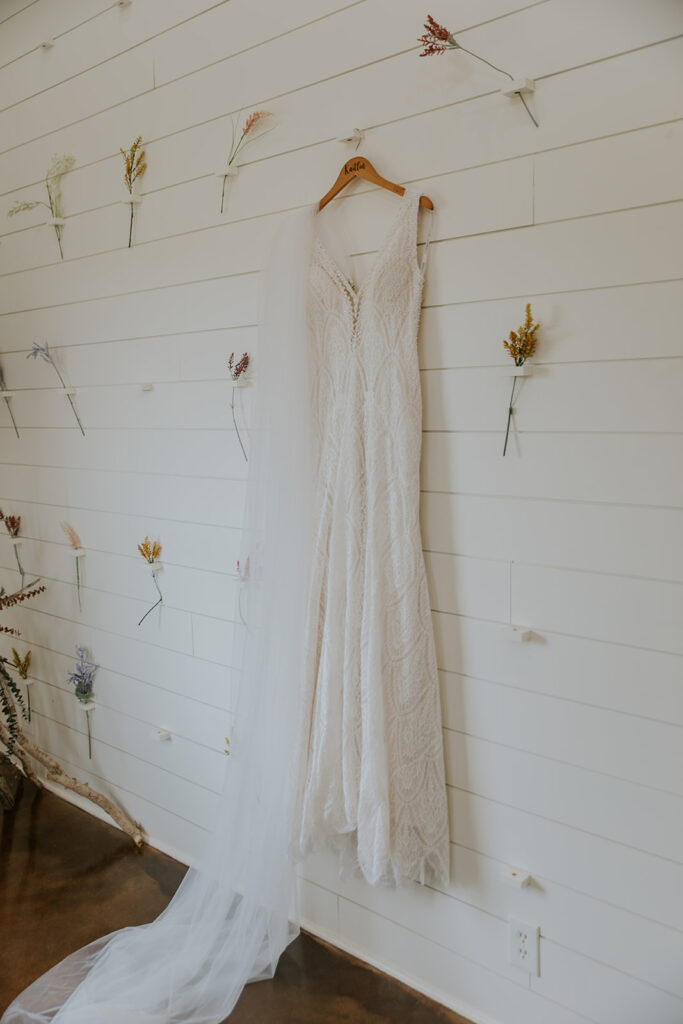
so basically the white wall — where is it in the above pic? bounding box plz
[1,2,682,1022]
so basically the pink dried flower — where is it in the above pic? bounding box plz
[60,521,82,550]
[1,512,21,538]
[243,110,272,135]
[220,111,275,213]
[228,352,250,382]
[418,15,456,56]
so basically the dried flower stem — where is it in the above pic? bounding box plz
[503,377,517,457]
[3,395,19,438]
[231,388,248,461]
[65,391,85,436]
[137,573,163,627]
[454,44,539,127]
[12,545,25,590]
[85,711,92,759]
[75,556,82,611]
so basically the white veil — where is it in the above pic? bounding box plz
[1,204,318,1024]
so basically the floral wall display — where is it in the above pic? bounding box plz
[8,154,75,258]
[0,4,680,1019]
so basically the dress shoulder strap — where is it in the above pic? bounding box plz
[419,203,433,273]
[403,187,433,273]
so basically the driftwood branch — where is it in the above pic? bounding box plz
[0,719,144,847]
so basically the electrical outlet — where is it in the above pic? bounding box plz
[508,917,540,976]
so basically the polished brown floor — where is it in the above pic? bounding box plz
[0,781,471,1023]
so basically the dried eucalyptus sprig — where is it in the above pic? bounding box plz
[137,536,163,626]
[418,15,539,127]
[27,342,85,435]
[0,654,27,751]
[0,577,43,750]
[121,136,147,247]
[228,352,250,461]
[0,364,19,438]
[502,303,540,456]
[220,111,274,214]
[8,154,75,259]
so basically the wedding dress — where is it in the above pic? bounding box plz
[1,190,448,1024]
[298,188,449,886]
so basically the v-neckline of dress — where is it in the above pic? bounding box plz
[314,189,415,305]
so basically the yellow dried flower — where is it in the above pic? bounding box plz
[137,536,162,563]
[503,303,539,365]
[11,647,31,679]
[121,136,146,193]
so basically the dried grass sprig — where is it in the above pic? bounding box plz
[27,342,85,435]
[121,136,147,247]
[502,303,540,456]
[8,154,75,258]
[418,16,538,127]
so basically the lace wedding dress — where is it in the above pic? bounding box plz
[298,189,449,887]
[1,193,448,1024]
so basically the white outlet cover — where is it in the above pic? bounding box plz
[508,917,540,976]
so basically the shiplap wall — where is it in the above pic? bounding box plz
[1,1,682,1022]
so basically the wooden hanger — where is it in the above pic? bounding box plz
[318,155,434,211]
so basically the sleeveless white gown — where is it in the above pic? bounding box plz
[298,189,450,887]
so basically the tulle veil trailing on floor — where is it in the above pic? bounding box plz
[1,206,318,1024]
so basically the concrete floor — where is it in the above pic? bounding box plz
[0,780,470,1023]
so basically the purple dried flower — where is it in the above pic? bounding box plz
[27,342,57,369]
[67,645,98,702]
